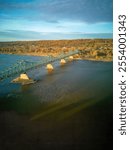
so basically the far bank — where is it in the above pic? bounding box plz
[0,39,113,61]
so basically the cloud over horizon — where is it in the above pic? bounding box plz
[0,0,113,41]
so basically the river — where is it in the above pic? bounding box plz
[0,54,113,150]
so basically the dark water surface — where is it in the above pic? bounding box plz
[0,54,113,150]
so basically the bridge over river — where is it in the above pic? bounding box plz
[0,50,79,81]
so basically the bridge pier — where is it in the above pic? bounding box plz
[46,64,54,71]
[20,73,29,80]
[69,56,74,60]
[12,73,35,85]
[60,59,66,65]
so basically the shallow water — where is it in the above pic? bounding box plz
[0,54,113,150]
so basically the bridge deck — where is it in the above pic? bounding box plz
[0,50,79,81]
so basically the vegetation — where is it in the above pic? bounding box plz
[0,39,113,61]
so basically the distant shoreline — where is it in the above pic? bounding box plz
[0,39,113,62]
[0,52,112,62]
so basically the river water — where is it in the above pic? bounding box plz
[0,54,113,150]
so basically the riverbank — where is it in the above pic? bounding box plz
[0,39,113,62]
[0,52,112,62]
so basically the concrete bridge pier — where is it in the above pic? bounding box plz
[60,59,66,65]
[11,73,35,85]
[46,64,54,71]
[69,56,74,61]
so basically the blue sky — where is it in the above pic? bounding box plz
[0,0,113,41]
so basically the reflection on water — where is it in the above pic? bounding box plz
[0,54,113,150]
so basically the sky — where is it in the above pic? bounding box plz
[0,0,113,41]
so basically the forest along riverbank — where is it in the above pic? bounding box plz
[0,39,113,61]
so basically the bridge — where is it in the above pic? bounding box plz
[0,50,79,81]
